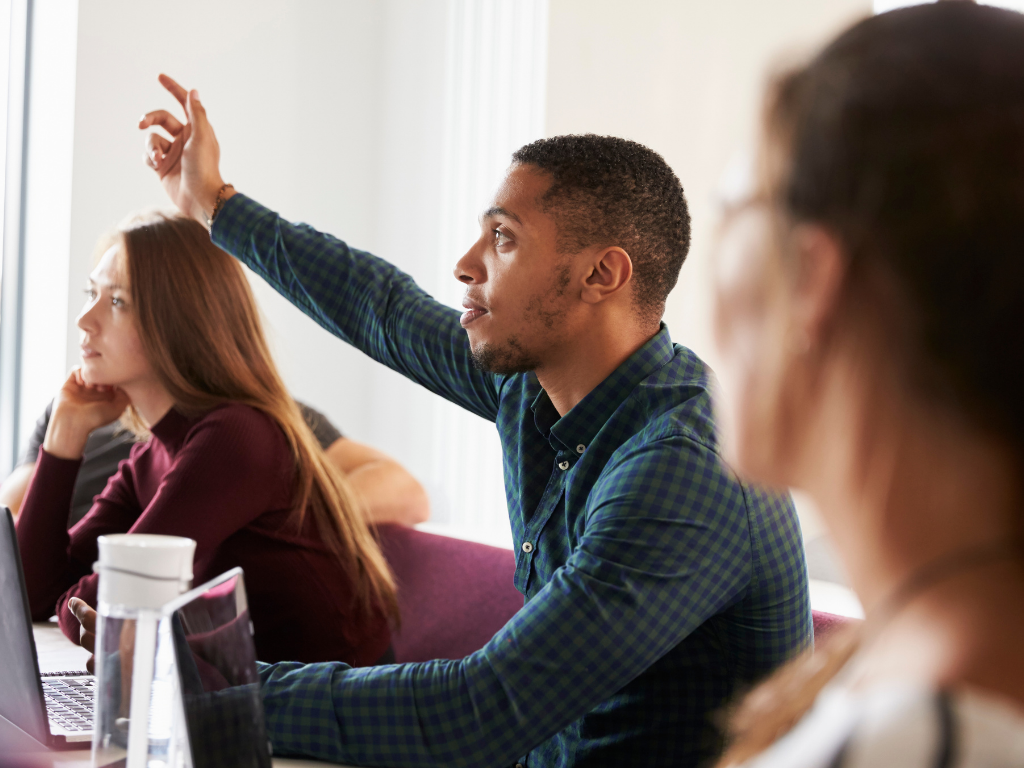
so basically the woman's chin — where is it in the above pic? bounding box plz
[79,363,112,388]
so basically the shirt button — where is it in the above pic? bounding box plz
[576,444,585,454]
[521,541,534,554]
[558,460,570,470]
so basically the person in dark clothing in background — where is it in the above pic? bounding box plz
[1,398,428,528]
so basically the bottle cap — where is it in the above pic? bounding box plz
[95,534,196,611]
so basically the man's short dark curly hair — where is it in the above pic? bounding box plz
[511,134,691,320]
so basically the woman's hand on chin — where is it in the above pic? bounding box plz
[43,368,130,460]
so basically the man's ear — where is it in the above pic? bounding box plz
[790,224,845,347]
[581,247,633,305]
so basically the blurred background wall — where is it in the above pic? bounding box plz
[548,0,868,379]
[14,1,979,578]
[41,0,872,545]
[547,0,870,556]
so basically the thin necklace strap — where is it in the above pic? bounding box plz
[866,539,1021,638]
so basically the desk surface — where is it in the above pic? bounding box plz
[26,622,341,768]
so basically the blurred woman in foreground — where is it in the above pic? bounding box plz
[713,4,1024,766]
[16,211,397,666]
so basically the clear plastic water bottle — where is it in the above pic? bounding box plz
[92,534,195,768]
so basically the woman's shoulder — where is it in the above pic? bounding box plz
[191,401,277,429]
[745,682,1024,768]
[185,403,289,458]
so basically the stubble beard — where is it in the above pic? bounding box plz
[470,264,572,375]
[470,335,542,375]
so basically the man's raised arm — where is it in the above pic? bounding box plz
[139,75,500,421]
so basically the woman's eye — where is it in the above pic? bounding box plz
[84,288,96,300]
[111,296,125,308]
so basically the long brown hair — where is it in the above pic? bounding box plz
[108,210,398,623]
[719,3,1024,764]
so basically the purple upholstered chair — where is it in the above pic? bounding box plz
[376,525,855,661]
[376,524,524,663]
[812,609,853,645]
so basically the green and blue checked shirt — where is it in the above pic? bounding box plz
[212,194,812,768]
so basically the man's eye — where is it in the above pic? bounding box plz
[84,288,97,300]
[493,229,512,247]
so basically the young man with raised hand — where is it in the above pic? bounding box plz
[137,75,811,768]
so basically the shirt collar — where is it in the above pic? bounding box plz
[530,324,675,451]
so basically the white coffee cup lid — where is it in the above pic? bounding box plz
[96,534,196,610]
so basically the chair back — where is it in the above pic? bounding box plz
[378,527,855,661]
[376,524,524,662]
[812,609,853,645]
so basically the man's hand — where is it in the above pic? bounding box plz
[139,74,231,225]
[68,597,97,674]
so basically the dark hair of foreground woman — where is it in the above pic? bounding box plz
[716,3,1024,764]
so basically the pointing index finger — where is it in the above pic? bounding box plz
[158,73,189,110]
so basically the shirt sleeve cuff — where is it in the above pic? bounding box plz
[210,192,272,257]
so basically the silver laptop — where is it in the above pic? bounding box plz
[0,506,93,749]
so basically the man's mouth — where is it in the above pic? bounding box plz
[460,299,488,328]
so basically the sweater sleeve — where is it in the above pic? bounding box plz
[16,442,143,629]
[15,449,89,620]
[54,407,293,642]
[21,407,292,643]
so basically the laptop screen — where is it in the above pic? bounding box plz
[167,570,270,768]
[0,507,51,745]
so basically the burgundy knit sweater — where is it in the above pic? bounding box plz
[15,403,390,667]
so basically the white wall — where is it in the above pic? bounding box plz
[361,0,450,516]
[23,0,879,544]
[56,0,542,544]
[67,1,389,451]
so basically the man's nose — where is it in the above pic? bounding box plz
[454,238,487,285]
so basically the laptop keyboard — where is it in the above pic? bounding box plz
[42,676,95,733]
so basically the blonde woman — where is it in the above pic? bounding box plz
[16,212,397,666]
[712,4,1024,766]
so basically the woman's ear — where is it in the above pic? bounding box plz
[581,246,633,305]
[789,224,845,350]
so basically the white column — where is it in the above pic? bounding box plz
[429,0,548,545]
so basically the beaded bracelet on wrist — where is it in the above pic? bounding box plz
[206,183,234,228]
